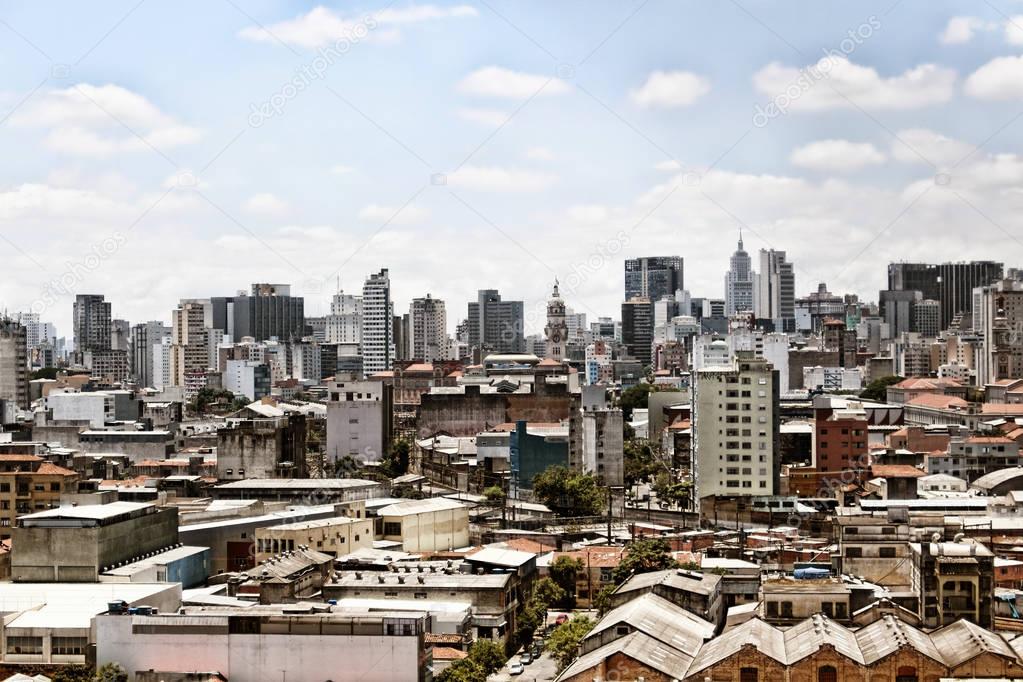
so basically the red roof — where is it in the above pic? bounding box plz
[0,454,43,462]
[403,363,435,373]
[36,462,76,476]
[982,404,1023,415]
[906,394,968,410]
[431,647,468,661]
[870,464,925,478]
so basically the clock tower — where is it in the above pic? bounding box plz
[544,279,568,360]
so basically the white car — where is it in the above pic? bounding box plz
[509,662,525,675]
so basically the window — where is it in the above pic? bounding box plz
[7,636,42,655]
[879,547,896,558]
[895,666,918,682]
[384,522,402,536]
[818,666,837,682]
[766,601,778,617]
[740,668,758,682]
[414,592,427,599]
[846,547,862,558]
[52,636,87,656]
[616,625,630,635]
[780,601,793,618]
[821,602,833,617]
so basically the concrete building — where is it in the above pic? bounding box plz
[621,297,653,366]
[624,256,683,303]
[890,260,1003,332]
[724,234,754,316]
[130,321,171,388]
[76,430,175,461]
[326,380,393,464]
[12,501,179,582]
[510,420,568,490]
[170,299,213,394]
[255,515,373,561]
[73,294,111,354]
[223,359,270,401]
[813,397,869,494]
[579,405,624,487]
[45,390,113,428]
[467,289,525,355]
[544,280,568,361]
[0,582,180,667]
[0,319,29,410]
[375,497,469,552]
[325,290,362,347]
[211,283,304,343]
[216,414,307,480]
[96,608,429,682]
[101,545,210,588]
[909,538,995,629]
[693,351,780,502]
[926,436,1020,482]
[362,269,394,375]
[754,249,795,330]
[976,278,1023,384]
[408,294,447,363]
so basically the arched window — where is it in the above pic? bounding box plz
[896,666,918,682]
[818,666,837,682]
[740,668,758,682]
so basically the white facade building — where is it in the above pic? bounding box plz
[361,269,394,376]
[326,291,362,346]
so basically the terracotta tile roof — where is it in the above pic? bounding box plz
[965,436,1015,444]
[500,538,556,554]
[983,404,1023,415]
[425,633,465,644]
[403,363,435,372]
[0,454,42,462]
[870,464,925,478]
[555,547,625,568]
[537,358,562,367]
[431,647,468,661]
[896,377,963,389]
[668,419,691,431]
[906,394,968,410]
[36,462,76,476]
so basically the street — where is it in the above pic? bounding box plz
[489,650,560,682]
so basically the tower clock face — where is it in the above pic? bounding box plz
[551,332,561,343]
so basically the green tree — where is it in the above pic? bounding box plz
[548,555,584,608]
[593,584,616,616]
[466,638,506,675]
[859,375,904,402]
[94,663,128,682]
[611,537,678,584]
[380,439,412,478]
[623,439,659,487]
[31,367,58,380]
[619,383,656,420]
[547,616,595,671]
[436,658,485,682]
[532,466,605,517]
[533,576,567,609]
[51,666,93,682]
[482,485,506,507]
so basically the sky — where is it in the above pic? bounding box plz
[2,0,1023,338]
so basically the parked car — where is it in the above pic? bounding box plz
[520,652,532,665]
[555,614,569,625]
[509,663,524,675]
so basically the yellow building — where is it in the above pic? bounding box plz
[254,515,373,562]
[0,454,78,541]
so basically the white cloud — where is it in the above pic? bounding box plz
[457,66,569,99]
[525,146,555,161]
[447,165,558,192]
[243,193,289,217]
[753,57,956,110]
[566,204,610,223]
[965,55,1023,99]
[940,16,996,44]
[12,84,200,157]
[457,108,510,126]
[1006,16,1023,45]
[654,160,683,172]
[629,70,710,109]
[331,164,355,175]
[890,129,976,166]
[358,203,429,225]
[239,4,477,49]
[790,140,885,172]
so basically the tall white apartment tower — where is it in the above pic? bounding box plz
[361,269,394,375]
[326,291,363,346]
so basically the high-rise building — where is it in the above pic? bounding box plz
[467,289,525,355]
[0,319,29,409]
[326,291,362,346]
[130,321,172,388]
[361,269,394,375]
[544,280,567,361]
[111,319,131,352]
[889,261,1003,332]
[170,299,213,392]
[621,297,654,366]
[211,283,305,342]
[409,294,447,363]
[73,294,111,353]
[754,249,795,330]
[724,234,754,315]
[914,299,941,338]
[976,279,1023,384]
[693,351,780,503]
[624,256,683,303]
